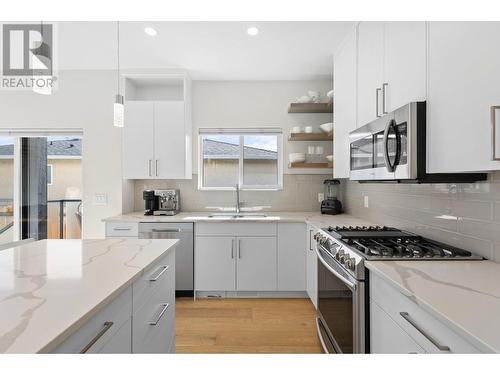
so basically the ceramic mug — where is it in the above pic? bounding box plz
[315,146,324,155]
[305,126,313,133]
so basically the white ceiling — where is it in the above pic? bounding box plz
[54,21,354,80]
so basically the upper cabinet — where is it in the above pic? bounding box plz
[122,73,192,179]
[333,25,357,178]
[356,22,427,128]
[427,22,500,173]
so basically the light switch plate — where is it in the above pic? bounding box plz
[364,195,369,208]
[93,193,108,205]
[318,193,324,202]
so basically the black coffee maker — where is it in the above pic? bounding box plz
[143,190,157,216]
[321,179,342,215]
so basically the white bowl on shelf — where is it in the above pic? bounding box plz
[296,95,312,103]
[289,153,306,163]
[319,122,333,133]
[326,155,333,162]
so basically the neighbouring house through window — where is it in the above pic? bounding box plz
[198,128,283,190]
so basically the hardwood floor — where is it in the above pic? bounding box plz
[175,298,323,354]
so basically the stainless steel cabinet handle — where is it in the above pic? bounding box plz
[149,303,170,325]
[376,88,381,118]
[382,83,388,114]
[238,239,241,259]
[149,265,169,282]
[149,160,152,176]
[492,106,500,160]
[114,227,132,231]
[231,239,235,259]
[151,228,180,233]
[155,159,159,177]
[399,312,450,352]
[79,321,114,353]
[309,229,314,251]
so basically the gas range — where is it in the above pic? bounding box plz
[313,225,483,281]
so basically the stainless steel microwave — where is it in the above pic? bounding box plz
[349,102,487,183]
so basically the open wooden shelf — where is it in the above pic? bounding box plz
[288,102,333,113]
[289,162,331,169]
[288,132,333,141]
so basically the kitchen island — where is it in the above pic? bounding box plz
[0,239,177,353]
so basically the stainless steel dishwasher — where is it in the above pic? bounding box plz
[138,222,193,297]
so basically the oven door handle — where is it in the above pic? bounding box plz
[315,245,357,291]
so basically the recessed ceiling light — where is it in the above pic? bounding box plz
[246,26,259,36]
[144,27,158,36]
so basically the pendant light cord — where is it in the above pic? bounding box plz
[117,21,120,95]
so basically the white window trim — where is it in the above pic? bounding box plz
[197,129,283,191]
[47,164,53,185]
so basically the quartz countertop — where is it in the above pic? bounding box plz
[0,239,178,353]
[366,260,500,353]
[103,211,375,229]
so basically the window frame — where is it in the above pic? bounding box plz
[197,129,283,191]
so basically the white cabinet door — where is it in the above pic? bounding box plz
[195,236,236,291]
[334,26,357,178]
[236,237,277,291]
[306,225,318,309]
[277,223,306,291]
[154,101,187,179]
[123,101,155,179]
[370,300,425,354]
[427,22,500,173]
[357,22,385,128]
[384,22,427,112]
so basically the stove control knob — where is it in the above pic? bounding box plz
[335,249,344,261]
[345,258,356,271]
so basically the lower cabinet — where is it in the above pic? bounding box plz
[306,224,318,309]
[237,237,277,291]
[195,236,236,291]
[370,272,481,353]
[52,249,175,354]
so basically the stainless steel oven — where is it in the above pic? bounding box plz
[315,243,366,354]
[349,101,486,183]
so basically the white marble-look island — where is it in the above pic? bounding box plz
[0,239,177,354]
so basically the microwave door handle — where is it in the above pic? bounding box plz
[383,120,398,173]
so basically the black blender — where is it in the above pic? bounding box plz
[321,179,342,215]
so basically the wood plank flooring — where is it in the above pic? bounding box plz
[175,298,323,354]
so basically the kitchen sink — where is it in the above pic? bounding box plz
[207,213,267,218]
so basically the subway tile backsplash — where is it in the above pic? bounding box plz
[133,174,330,213]
[341,173,500,262]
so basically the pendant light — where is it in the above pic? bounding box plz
[32,21,52,95]
[113,21,124,127]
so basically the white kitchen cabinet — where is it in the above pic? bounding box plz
[195,236,236,291]
[306,224,318,309]
[384,22,426,113]
[333,25,357,178]
[370,272,481,353]
[237,237,277,291]
[357,22,385,128]
[105,221,139,238]
[370,299,425,354]
[277,223,306,291]
[123,101,155,179]
[427,22,500,173]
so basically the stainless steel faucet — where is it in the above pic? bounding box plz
[235,183,240,214]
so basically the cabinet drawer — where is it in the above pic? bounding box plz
[52,286,132,353]
[132,280,175,353]
[370,299,425,353]
[195,222,277,237]
[133,249,175,313]
[370,272,480,353]
[106,222,139,237]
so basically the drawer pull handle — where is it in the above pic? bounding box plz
[79,321,114,353]
[151,229,180,233]
[149,303,170,326]
[149,265,169,282]
[399,312,450,352]
[114,227,132,231]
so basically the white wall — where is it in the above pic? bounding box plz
[0,70,124,238]
[192,80,333,175]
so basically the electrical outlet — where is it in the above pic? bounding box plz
[364,195,369,208]
[318,193,324,202]
[93,193,108,206]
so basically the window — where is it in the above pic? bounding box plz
[198,129,283,190]
[47,164,53,185]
